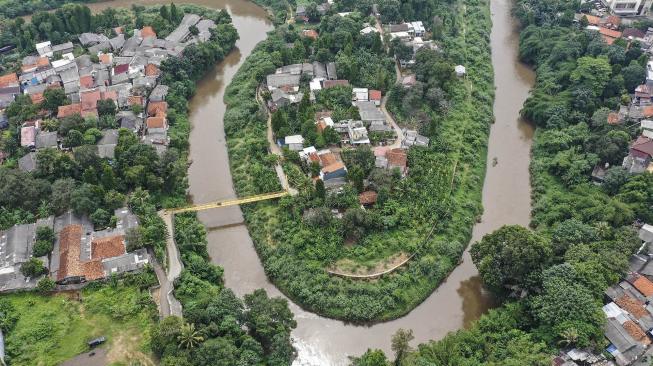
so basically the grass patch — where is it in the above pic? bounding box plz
[4,283,157,366]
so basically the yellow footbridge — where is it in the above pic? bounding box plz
[166,191,289,214]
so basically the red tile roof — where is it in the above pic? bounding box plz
[114,64,129,75]
[302,29,318,40]
[144,64,159,76]
[369,90,382,101]
[102,90,117,102]
[615,295,649,319]
[633,274,653,297]
[80,75,94,89]
[91,235,125,259]
[0,73,18,88]
[387,148,407,168]
[128,95,143,106]
[607,112,622,125]
[57,225,83,282]
[322,161,345,174]
[323,80,350,89]
[81,90,102,112]
[37,57,50,68]
[359,191,378,205]
[606,15,621,27]
[147,101,167,116]
[623,320,651,344]
[57,103,82,118]
[318,152,338,167]
[30,93,44,105]
[99,53,112,65]
[600,28,622,44]
[140,26,156,39]
[146,116,166,129]
[584,14,601,25]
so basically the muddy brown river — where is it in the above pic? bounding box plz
[83,0,535,364]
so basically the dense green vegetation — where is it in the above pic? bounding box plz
[161,212,296,365]
[357,0,653,364]
[2,270,158,366]
[223,0,494,322]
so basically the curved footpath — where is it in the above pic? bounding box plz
[85,0,535,364]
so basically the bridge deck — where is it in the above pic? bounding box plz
[167,191,289,214]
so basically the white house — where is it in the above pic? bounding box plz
[455,65,466,77]
[284,135,305,151]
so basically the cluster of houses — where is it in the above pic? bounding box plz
[0,208,148,291]
[0,13,218,170]
[553,225,653,366]
[385,21,437,68]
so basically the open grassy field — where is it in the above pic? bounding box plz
[3,283,157,366]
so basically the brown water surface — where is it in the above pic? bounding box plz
[81,0,533,364]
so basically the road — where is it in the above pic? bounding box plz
[156,211,183,317]
[376,16,405,148]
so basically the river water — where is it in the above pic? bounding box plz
[84,0,534,364]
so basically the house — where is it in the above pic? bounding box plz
[20,126,36,148]
[403,129,430,147]
[598,27,623,45]
[0,217,54,291]
[146,116,168,134]
[605,0,653,16]
[79,33,110,47]
[369,90,382,106]
[313,61,327,79]
[266,73,301,91]
[623,136,653,174]
[346,120,370,145]
[35,41,53,57]
[57,103,82,118]
[357,101,385,124]
[316,116,334,132]
[80,89,102,117]
[320,161,347,181]
[639,224,653,245]
[326,62,337,80]
[139,26,157,39]
[97,129,119,159]
[283,135,305,151]
[402,74,417,88]
[35,131,58,150]
[455,65,466,77]
[144,64,160,77]
[608,111,624,125]
[166,14,201,43]
[387,148,408,174]
[52,41,74,55]
[117,110,142,133]
[149,85,169,102]
[302,29,319,40]
[642,120,653,139]
[147,101,168,116]
[18,152,37,172]
[359,191,378,206]
[591,163,609,184]
[0,73,19,88]
[323,80,349,89]
[623,28,646,41]
[360,26,378,35]
[270,89,303,110]
[352,88,369,102]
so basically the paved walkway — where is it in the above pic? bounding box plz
[157,211,183,317]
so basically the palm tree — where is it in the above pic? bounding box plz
[558,327,579,348]
[177,323,204,349]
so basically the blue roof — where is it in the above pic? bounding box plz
[606,344,617,353]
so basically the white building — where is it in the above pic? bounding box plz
[455,65,466,77]
[605,0,653,16]
[284,135,305,151]
[35,41,53,58]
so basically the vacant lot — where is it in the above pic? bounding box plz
[3,284,157,366]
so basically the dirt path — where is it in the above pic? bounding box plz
[157,211,183,317]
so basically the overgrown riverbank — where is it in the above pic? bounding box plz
[221,0,495,322]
